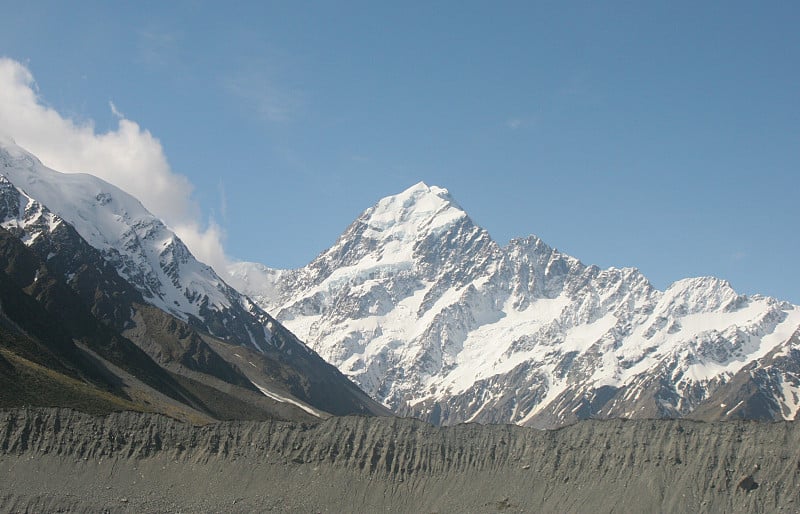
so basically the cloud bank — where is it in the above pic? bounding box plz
[0,57,230,274]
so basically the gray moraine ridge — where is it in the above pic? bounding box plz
[1,408,799,513]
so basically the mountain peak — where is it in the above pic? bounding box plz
[361,182,466,238]
[404,181,450,198]
[396,181,456,202]
[233,178,800,428]
[0,136,40,169]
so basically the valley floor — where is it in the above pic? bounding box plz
[0,408,798,513]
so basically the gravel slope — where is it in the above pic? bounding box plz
[1,408,798,513]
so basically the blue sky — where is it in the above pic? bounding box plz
[0,1,798,303]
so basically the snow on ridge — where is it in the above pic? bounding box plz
[227,261,286,304]
[0,138,235,321]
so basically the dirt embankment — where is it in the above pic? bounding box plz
[1,408,799,513]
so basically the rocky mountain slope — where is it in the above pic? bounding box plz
[0,137,387,420]
[230,182,800,427]
[1,407,798,513]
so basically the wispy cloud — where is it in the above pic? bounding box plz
[108,100,124,119]
[137,26,180,69]
[558,69,589,97]
[350,154,371,164]
[223,67,302,123]
[0,57,230,274]
[505,116,536,130]
[218,179,228,223]
[731,251,748,262]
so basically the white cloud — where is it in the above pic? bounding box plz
[0,57,230,274]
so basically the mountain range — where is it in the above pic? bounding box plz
[2,135,798,430]
[229,182,800,428]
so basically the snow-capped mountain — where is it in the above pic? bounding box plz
[0,136,277,351]
[0,136,387,418]
[229,181,800,427]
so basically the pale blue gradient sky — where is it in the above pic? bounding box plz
[0,1,798,302]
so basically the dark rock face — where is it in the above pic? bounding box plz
[0,226,192,406]
[1,408,799,513]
